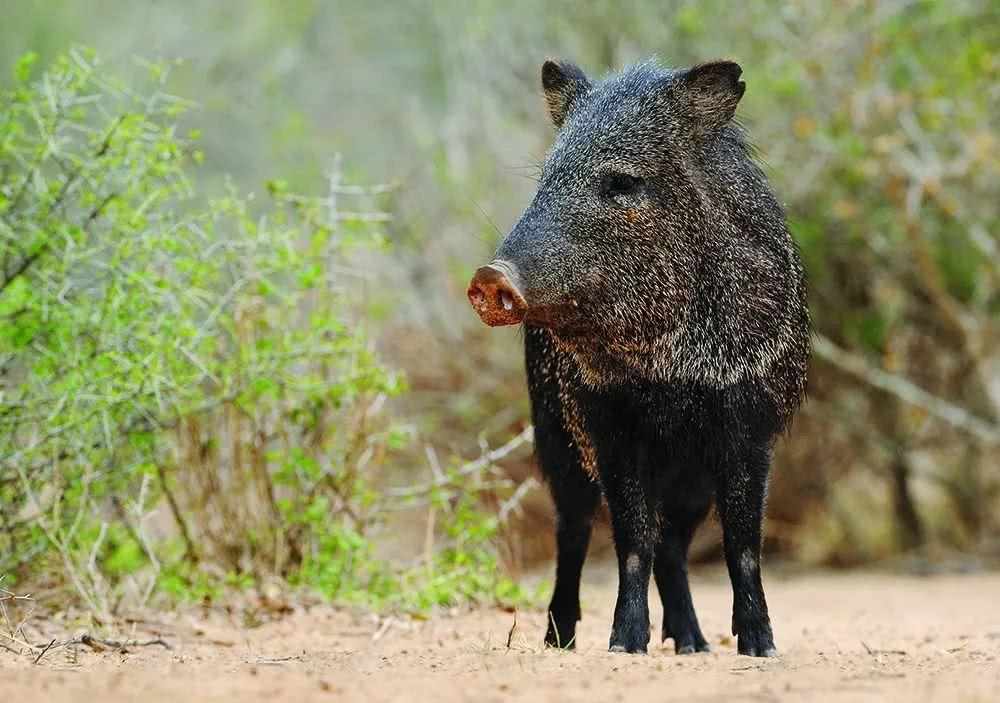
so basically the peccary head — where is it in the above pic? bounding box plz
[468,59,808,390]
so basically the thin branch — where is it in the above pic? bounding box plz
[155,462,198,564]
[76,633,172,652]
[29,633,172,660]
[33,638,56,664]
[0,247,46,294]
[812,333,1000,444]
[498,476,539,523]
[388,426,534,498]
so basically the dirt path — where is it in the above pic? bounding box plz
[4,569,999,702]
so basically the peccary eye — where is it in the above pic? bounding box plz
[602,172,644,199]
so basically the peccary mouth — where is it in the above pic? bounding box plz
[522,304,593,337]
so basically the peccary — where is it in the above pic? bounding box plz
[467,58,809,656]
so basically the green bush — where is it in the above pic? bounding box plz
[0,49,529,615]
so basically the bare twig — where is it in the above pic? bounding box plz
[1,579,36,652]
[812,334,1000,444]
[498,477,539,523]
[156,461,198,564]
[75,633,172,652]
[253,654,302,665]
[0,640,22,655]
[33,638,56,664]
[388,426,534,498]
[861,640,907,656]
[371,617,397,643]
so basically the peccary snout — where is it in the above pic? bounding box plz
[467,260,528,326]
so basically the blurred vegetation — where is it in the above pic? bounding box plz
[0,0,998,613]
[0,50,530,615]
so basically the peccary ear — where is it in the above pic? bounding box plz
[679,60,745,134]
[541,59,592,128]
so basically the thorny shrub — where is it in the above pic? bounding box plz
[0,50,533,617]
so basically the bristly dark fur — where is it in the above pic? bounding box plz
[493,59,810,656]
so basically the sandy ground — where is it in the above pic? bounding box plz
[3,568,999,702]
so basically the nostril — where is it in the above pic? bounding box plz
[467,261,526,326]
[499,290,513,311]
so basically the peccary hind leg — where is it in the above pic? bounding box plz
[654,504,711,654]
[544,468,600,649]
[717,442,777,657]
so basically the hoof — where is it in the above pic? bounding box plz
[737,639,778,657]
[734,618,776,658]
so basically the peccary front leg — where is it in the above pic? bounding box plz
[601,464,654,654]
[654,505,711,654]
[716,442,776,657]
[544,469,600,649]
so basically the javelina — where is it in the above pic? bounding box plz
[467,58,809,656]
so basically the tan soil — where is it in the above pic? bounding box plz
[3,568,999,702]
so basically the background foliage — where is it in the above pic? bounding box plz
[1,0,998,612]
[0,50,527,614]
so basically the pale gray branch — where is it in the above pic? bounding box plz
[388,425,534,498]
[812,333,1000,444]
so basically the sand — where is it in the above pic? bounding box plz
[3,568,998,702]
